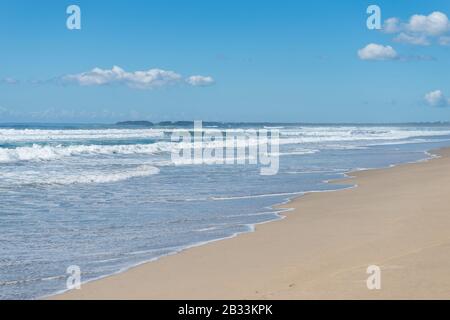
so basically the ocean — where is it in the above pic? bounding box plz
[1,122,450,299]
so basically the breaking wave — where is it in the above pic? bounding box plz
[0,143,171,163]
[1,165,160,185]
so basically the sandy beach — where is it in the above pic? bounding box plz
[52,148,450,300]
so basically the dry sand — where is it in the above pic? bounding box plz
[52,148,450,299]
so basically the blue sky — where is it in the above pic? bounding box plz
[0,0,449,123]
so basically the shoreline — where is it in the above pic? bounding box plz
[52,147,450,299]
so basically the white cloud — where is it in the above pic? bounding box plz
[394,32,430,46]
[382,11,450,46]
[357,43,398,61]
[383,17,401,34]
[63,66,182,89]
[186,75,215,87]
[407,12,449,36]
[62,66,214,89]
[424,90,450,107]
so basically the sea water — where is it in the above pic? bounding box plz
[1,123,450,299]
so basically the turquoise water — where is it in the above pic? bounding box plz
[1,123,450,299]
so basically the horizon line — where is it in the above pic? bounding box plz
[1,120,450,126]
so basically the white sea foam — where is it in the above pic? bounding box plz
[279,128,450,143]
[0,164,160,185]
[211,191,304,201]
[49,165,160,185]
[0,128,165,142]
[274,149,320,156]
[0,140,313,164]
[2,126,450,144]
[0,143,171,163]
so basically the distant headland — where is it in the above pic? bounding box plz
[115,121,154,126]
